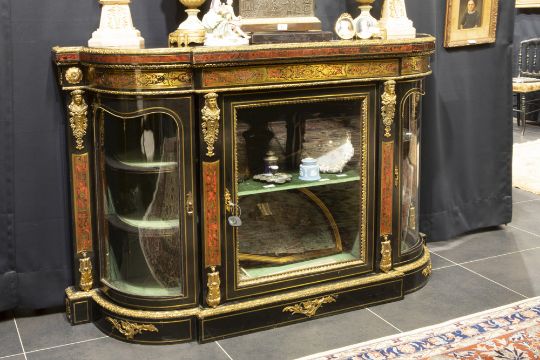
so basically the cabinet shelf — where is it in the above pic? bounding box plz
[106,156,177,173]
[238,169,360,197]
[107,213,179,232]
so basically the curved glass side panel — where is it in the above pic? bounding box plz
[400,88,422,254]
[234,98,368,284]
[97,109,183,297]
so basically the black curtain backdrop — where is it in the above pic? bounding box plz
[0,0,513,311]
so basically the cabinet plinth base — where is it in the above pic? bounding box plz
[65,248,431,344]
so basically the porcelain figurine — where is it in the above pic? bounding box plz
[202,0,250,46]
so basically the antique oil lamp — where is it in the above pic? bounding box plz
[169,0,207,47]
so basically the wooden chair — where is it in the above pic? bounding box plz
[513,38,540,135]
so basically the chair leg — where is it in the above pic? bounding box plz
[520,93,527,135]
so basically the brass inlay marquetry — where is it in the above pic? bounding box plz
[206,266,221,308]
[381,80,396,138]
[89,68,192,90]
[202,60,399,88]
[78,252,93,292]
[380,235,392,273]
[106,317,159,340]
[282,295,336,318]
[422,260,432,277]
[71,153,93,253]
[401,56,429,76]
[201,93,220,157]
[68,90,88,150]
[65,67,83,84]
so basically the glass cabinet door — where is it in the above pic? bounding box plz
[96,107,184,298]
[399,82,423,256]
[224,87,375,297]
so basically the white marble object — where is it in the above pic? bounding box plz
[202,0,249,46]
[379,0,416,40]
[88,0,145,49]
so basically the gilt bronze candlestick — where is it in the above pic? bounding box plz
[169,0,207,47]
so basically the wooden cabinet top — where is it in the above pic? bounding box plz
[53,36,435,93]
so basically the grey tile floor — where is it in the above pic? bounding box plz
[1,122,539,360]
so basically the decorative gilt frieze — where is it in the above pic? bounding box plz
[65,67,83,84]
[78,252,93,292]
[283,295,336,318]
[68,90,88,150]
[201,93,220,157]
[206,266,221,308]
[381,80,396,138]
[106,317,159,340]
[401,56,429,75]
[380,235,392,273]
[422,261,432,277]
[89,68,192,90]
[202,60,399,88]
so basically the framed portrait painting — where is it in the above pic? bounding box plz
[444,0,499,48]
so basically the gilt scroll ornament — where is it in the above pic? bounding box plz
[380,235,392,273]
[381,80,396,138]
[79,252,93,292]
[201,93,220,157]
[283,295,336,318]
[106,317,158,340]
[68,90,88,150]
[206,266,221,308]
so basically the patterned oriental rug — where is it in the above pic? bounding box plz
[513,139,540,195]
[297,297,540,359]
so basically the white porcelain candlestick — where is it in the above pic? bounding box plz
[88,0,145,49]
[379,0,416,40]
[353,0,380,39]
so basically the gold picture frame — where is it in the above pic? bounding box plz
[444,0,499,48]
[516,0,540,8]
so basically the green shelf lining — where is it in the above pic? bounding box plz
[240,252,358,279]
[116,214,179,230]
[106,280,182,297]
[238,169,361,197]
[106,155,178,172]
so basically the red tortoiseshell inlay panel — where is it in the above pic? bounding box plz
[193,42,434,65]
[203,161,221,267]
[72,153,93,254]
[380,141,394,235]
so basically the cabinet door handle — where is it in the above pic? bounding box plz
[186,192,194,215]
